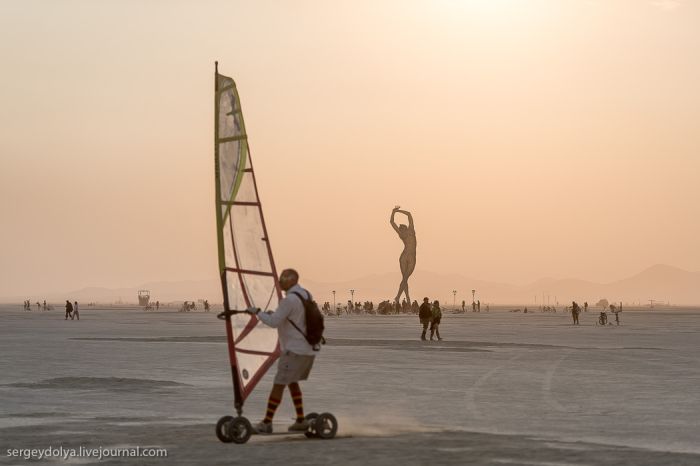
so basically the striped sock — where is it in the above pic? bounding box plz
[264,396,281,424]
[289,385,304,422]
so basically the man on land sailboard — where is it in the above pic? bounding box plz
[212,62,336,444]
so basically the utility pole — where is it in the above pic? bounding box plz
[350,289,355,305]
[453,290,457,308]
[332,290,336,313]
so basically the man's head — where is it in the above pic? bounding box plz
[423,297,429,303]
[279,268,299,291]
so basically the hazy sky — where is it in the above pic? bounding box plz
[1,0,699,297]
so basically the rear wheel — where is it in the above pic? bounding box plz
[315,412,338,439]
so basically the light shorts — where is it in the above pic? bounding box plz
[273,351,315,385]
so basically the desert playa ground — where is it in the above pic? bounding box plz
[1,306,699,465]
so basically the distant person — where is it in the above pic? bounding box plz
[418,297,432,341]
[72,301,80,320]
[477,300,481,313]
[43,300,47,311]
[486,304,490,312]
[461,300,466,312]
[430,300,443,341]
[584,302,588,313]
[65,300,73,320]
[612,304,621,326]
[36,301,40,310]
[156,300,160,310]
[411,300,419,314]
[571,301,580,325]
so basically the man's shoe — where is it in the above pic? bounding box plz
[288,419,310,432]
[252,421,273,434]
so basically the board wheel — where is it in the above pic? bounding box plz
[315,412,338,439]
[216,416,252,444]
[304,412,319,438]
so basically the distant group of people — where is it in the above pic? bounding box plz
[569,301,622,326]
[177,300,209,312]
[23,300,49,311]
[378,299,418,315]
[459,300,486,313]
[144,300,160,311]
[320,299,422,316]
[418,297,442,341]
[64,300,80,320]
[180,301,197,312]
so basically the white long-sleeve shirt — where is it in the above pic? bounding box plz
[256,284,317,356]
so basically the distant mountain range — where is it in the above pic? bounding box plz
[4,264,699,306]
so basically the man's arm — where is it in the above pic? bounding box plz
[257,296,295,328]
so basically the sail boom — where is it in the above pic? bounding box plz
[223,267,275,277]
[237,348,277,356]
[220,200,261,206]
[218,135,247,143]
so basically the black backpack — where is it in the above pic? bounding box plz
[290,291,326,350]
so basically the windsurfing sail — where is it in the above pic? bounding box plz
[214,62,282,413]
